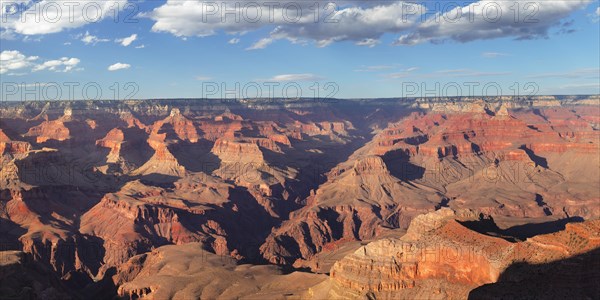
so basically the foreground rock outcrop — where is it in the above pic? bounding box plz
[115,243,327,299]
[326,208,600,299]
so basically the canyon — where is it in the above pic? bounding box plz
[0,95,598,299]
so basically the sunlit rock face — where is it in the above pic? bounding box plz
[0,96,598,298]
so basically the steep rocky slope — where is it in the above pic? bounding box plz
[324,208,600,299]
[261,98,599,265]
[0,95,598,298]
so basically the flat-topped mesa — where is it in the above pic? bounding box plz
[414,95,593,111]
[295,121,350,137]
[96,128,125,163]
[351,156,389,176]
[427,99,488,114]
[24,119,70,143]
[211,138,265,163]
[198,120,243,141]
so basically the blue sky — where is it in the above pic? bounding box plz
[1,0,599,100]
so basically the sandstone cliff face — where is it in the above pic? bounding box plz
[211,138,265,163]
[78,178,239,275]
[96,128,125,163]
[328,209,600,299]
[25,119,70,143]
[261,155,439,265]
[152,108,199,143]
[0,97,598,296]
[260,101,599,266]
[0,129,30,156]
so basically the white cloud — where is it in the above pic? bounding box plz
[0,50,38,74]
[147,0,590,48]
[395,0,591,45]
[1,50,79,74]
[80,31,109,45]
[108,62,131,71]
[356,38,380,47]
[116,34,137,46]
[0,29,17,40]
[2,0,129,35]
[267,74,323,81]
[33,57,80,72]
[135,44,145,49]
[246,38,274,50]
[590,7,600,22]
[149,1,423,49]
[228,38,240,44]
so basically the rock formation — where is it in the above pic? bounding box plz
[0,96,598,298]
[327,208,600,299]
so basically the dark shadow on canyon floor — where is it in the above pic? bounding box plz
[468,247,600,299]
[458,214,584,242]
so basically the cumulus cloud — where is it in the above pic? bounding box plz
[0,50,38,74]
[146,0,591,48]
[1,0,129,35]
[116,34,137,46]
[228,38,240,44]
[108,62,131,71]
[395,0,591,45]
[80,31,109,45]
[33,57,81,72]
[267,73,323,81]
[148,1,423,48]
[1,50,79,74]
